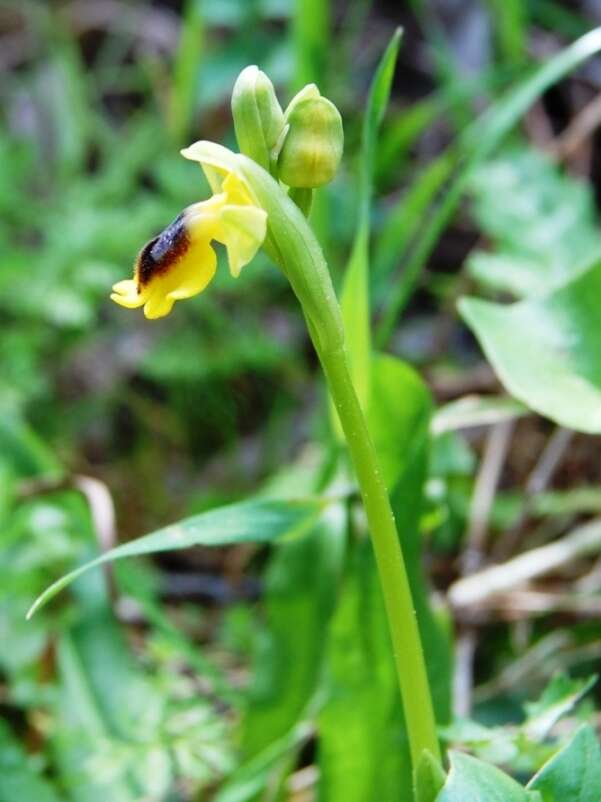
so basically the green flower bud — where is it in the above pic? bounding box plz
[283,83,321,113]
[231,66,285,172]
[277,88,343,189]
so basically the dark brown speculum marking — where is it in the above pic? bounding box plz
[136,213,190,289]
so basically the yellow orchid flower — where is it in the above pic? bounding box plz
[111,142,267,319]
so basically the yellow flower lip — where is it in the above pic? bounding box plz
[111,143,267,320]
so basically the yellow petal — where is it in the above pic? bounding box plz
[181,143,231,195]
[215,205,267,277]
[222,172,255,207]
[185,195,225,238]
[110,279,146,309]
[181,141,241,176]
[181,141,261,206]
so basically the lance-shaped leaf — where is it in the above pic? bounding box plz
[340,28,402,409]
[28,497,326,618]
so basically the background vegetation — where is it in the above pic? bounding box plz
[2,1,601,800]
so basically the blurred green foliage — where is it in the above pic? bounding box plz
[3,1,601,800]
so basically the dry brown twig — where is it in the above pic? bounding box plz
[449,517,601,610]
[492,427,573,562]
[453,419,514,717]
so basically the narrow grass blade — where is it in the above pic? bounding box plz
[340,28,402,408]
[292,0,330,89]
[169,0,204,142]
[27,497,325,618]
[373,153,455,294]
[487,0,528,65]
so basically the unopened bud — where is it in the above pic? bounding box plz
[277,89,343,188]
[232,66,285,171]
[254,71,285,151]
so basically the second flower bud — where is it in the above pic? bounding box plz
[277,85,344,189]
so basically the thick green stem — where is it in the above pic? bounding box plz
[239,154,440,774]
[319,343,440,769]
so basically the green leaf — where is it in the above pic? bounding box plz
[466,147,601,298]
[117,562,239,706]
[532,487,601,518]
[340,28,402,409]
[55,586,232,797]
[51,534,167,801]
[214,725,308,802]
[0,411,60,478]
[341,225,371,410]
[53,614,157,802]
[377,26,601,343]
[28,498,325,618]
[292,0,329,89]
[368,354,452,724]
[523,674,597,741]
[439,718,520,769]
[531,2,591,39]
[373,153,455,295]
[241,505,346,757]
[317,541,412,801]
[368,354,432,490]
[169,0,204,142]
[360,28,404,195]
[416,749,447,802]
[437,751,535,802]
[459,261,601,433]
[41,13,91,176]
[486,0,527,66]
[0,721,62,802]
[527,725,601,802]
